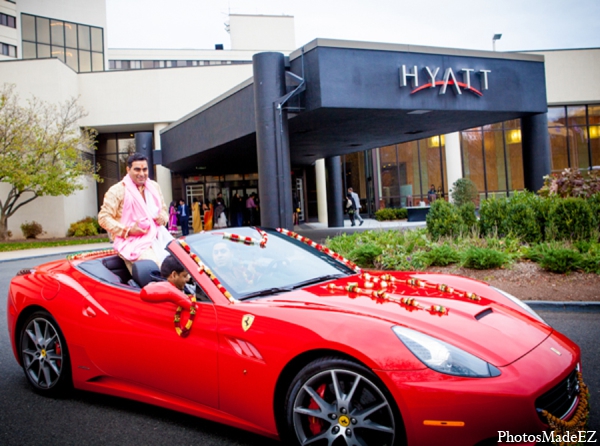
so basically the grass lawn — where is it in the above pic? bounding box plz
[0,236,110,252]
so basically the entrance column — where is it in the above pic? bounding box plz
[326,156,344,227]
[521,113,551,193]
[444,132,463,201]
[315,159,328,225]
[253,52,293,229]
[153,123,173,205]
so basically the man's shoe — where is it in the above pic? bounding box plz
[351,224,355,226]
[359,220,364,226]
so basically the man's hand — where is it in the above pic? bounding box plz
[128,220,149,237]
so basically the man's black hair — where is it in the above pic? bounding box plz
[160,255,185,278]
[127,152,148,168]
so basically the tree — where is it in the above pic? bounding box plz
[0,84,100,239]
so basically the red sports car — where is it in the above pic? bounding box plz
[6,227,588,445]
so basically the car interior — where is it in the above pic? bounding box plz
[75,255,211,301]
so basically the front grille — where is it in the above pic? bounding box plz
[535,367,579,422]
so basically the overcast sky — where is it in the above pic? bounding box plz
[106,0,600,52]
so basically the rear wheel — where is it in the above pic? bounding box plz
[284,357,402,446]
[19,311,72,397]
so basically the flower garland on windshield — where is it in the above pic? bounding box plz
[178,240,237,303]
[223,228,268,248]
[276,228,361,273]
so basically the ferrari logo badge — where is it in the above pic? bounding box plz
[242,314,255,332]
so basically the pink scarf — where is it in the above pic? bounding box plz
[113,175,162,261]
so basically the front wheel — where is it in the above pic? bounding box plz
[284,357,402,446]
[19,311,72,397]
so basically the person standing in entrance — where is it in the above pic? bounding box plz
[192,198,202,233]
[178,199,191,236]
[348,187,364,226]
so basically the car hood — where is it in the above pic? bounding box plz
[261,271,552,367]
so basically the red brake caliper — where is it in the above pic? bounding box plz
[308,384,327,435]
[54,342,61,367]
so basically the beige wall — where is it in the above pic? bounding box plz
[77,64,253,129]
[229,15,295,51]
[529,48,600,105]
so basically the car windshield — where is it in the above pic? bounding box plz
[184,228,356,300]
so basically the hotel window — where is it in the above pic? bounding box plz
[21,13,104,72]
[460,121,524,197]
[1,12,16,28]
[1,42,17,57]
[548,105,599,171]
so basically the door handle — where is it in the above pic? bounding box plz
[83,306,97,318]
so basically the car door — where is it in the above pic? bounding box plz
[80,277,219,409]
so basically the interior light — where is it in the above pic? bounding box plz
[505,129,522,144]
[589,126,599,139]
[428,135,445,148]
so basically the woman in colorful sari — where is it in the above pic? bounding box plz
[168,201,178,233]
[192,198,202,233]
[203,199,214,231]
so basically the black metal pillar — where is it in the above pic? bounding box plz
[253,52,293,229]
[135,132,154,179]
[521,113,552,193]
[326,156,344,227]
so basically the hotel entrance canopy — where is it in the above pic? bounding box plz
[161,38,548,176]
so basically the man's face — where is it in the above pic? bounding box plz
[127,160,149,187]
[168,270,190,291]
[212,242,232,268]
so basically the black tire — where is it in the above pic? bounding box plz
[19,311,72,397]
[283,357,403,446]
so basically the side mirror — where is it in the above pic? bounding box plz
[140,281,192,310]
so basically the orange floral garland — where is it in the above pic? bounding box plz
[539,371,590,446]
[174,295,197,337]
[359,272,481,302]
[326,282,448,315]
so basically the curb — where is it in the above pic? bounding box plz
[524,300,600,311]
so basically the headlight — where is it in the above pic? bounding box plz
[491,286,546,324]
[392,326,501,378]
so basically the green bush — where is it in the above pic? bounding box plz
[458,202,477,233]
[349,243,382,268]
[479,196,509,237]
[426,200,462,239]
[546,197,594,241]
[425,244,461,266]
[505,191,543,243]
[375,208,408,221]
[451,178,479,207]
[67,216,100,237]
[20,221,45,239]
[588,193,600,230]
[461,246,510,269]
[539,248,583,273]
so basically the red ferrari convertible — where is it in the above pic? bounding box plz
[6,227,588,445]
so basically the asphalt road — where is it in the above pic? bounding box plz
[1,255,598,445]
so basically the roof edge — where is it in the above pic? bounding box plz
[290,38,545,62]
